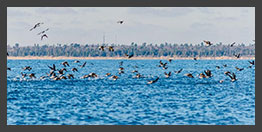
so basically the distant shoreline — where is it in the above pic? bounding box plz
[7,56,255,60]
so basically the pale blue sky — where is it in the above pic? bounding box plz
[7,7,255,46]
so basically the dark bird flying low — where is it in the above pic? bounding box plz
[79,62,87,68]
[175,69,183,74]
[147,77,159,84]
[226,72,237,82]
[235,66,244,71]
[71,68,78,72]
[48,64,56,71]
[62,61,70,67]
[185,73,194,78]
[248,60,255,65]
[164,72,171,78]
[22,66,32,71]
[29,73,36,79]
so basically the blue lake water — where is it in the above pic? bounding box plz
[7,59,255,125]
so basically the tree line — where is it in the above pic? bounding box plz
[7,42,255,57]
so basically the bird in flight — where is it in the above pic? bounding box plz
[74,60,80,63]
[29,22,44,31]
[72,68,78,72]
[234,53,241,59]
[184,73,194,78]
[174,69,183,74]
[117,20,124,24]
[22,66,32,71]
[29,73,36,79]
[62,61,70,67]
[111,75,119,80]
[248,60,255,66]
[99,46,105,51]
[204,70,212,78]
[235,66,244,71]
[226,72,237,82]
[41,34,48,40]
[203,40,213,46]
[125,53,134,59]
[48,64,56,71]
[164,72,172,78]
[147,77,159,84]
[193,57,197,61]
[79,62,87,68]
[230,42,236,47]
[37,28,49,35]
[108,46,114,52]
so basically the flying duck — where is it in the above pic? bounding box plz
[111,75,119,80]
[62,61,70,67]
[71,68,78,72]
[204,70,212,78]
[41,34,48,40]
[29,22,44,31]
[22,66,32,71]
[108,46,114,52]
[99,46,105,51]
[117,20,124,24]
[147,77,159,84]
[248,60,255,66]
[184,73,194,78]
[37,28,49,35]
[203,40,213,46]
[175,69,183,74]
[48,64,56,71]
[235,66,244,71]
[29,73,36,79]
[79,62,87,68]
[164,72,171,78]
[226,72,237,82]
[234,53,240,59]
[230,42,236,47]
[67,74,74,79]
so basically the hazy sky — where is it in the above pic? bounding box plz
[7,7,255,46]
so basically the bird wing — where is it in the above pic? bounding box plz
[41,35,44,40]
[82,62,86,67]
[232,73,236,79]
[53,64,56,71]
[168,72,171,76]
[227,73,233,79]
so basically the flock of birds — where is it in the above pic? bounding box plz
[6,57,255,84]
[7,50,255,85]
[29,22,49,40]
[7,20,255,84]
[27,20,124,41]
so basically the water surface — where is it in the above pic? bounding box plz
[7,59,255,125]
